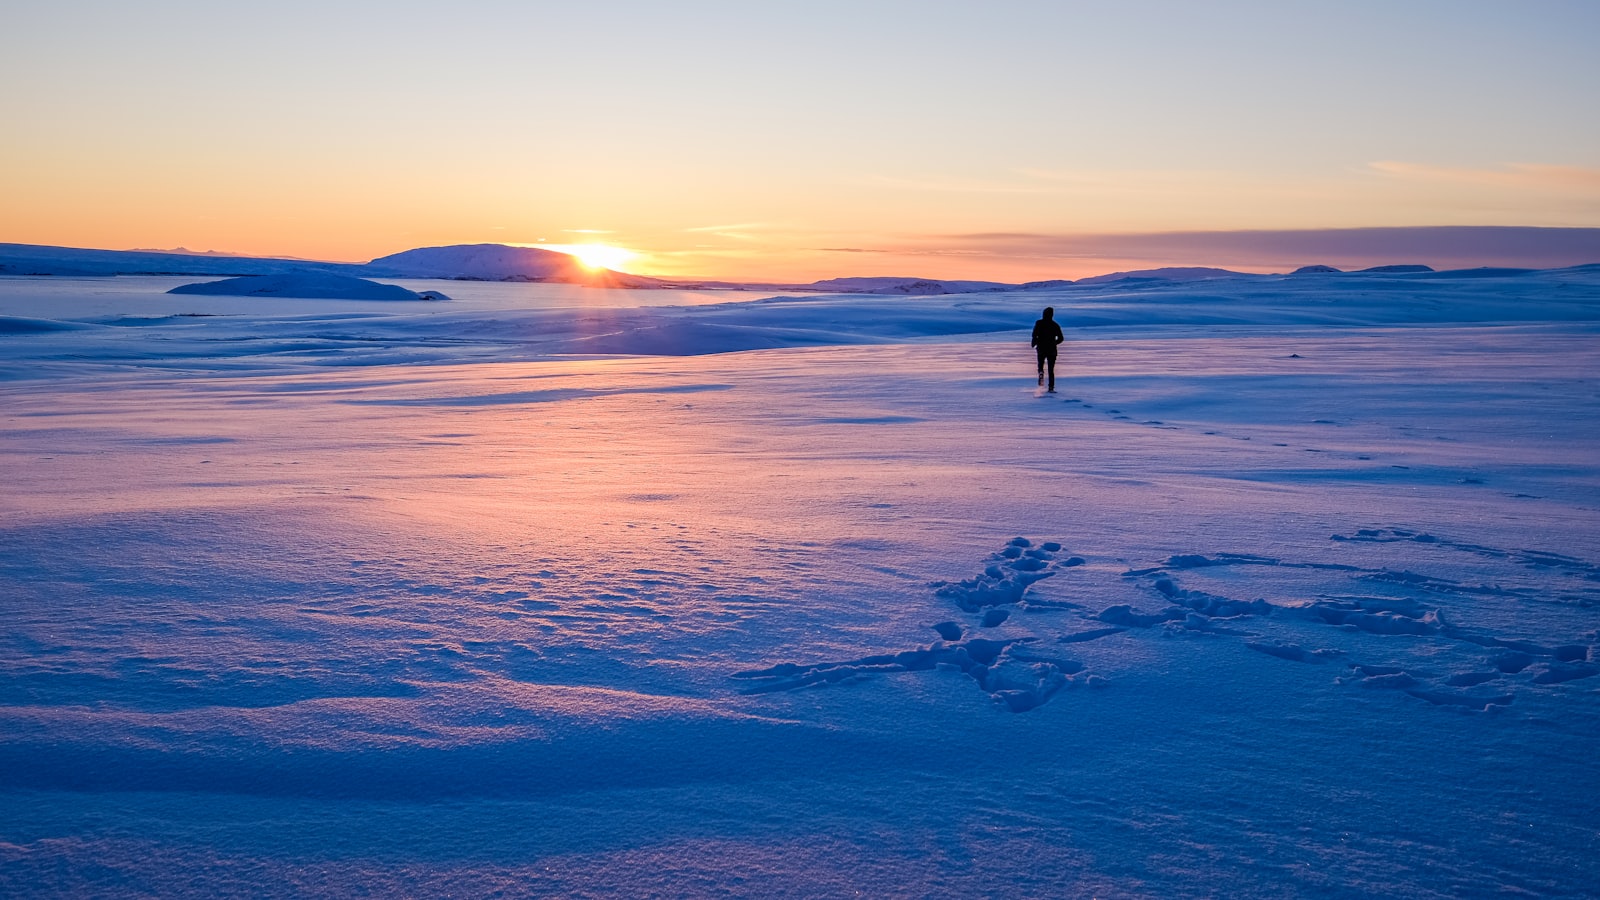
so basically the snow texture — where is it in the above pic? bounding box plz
[169,273,449,301]
[2,266,1599,898]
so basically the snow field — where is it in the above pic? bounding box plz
[2,271,1599,897]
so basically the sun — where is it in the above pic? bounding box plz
[541,243,639,272]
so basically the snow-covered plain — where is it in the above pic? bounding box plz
[2,269,1599,898]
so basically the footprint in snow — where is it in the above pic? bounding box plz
[1106,535,1599,712]
[732,538,1099,713]
[731,530,1597,716]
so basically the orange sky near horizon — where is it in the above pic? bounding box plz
[3,2,1597,283]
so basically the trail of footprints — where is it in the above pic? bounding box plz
[1054,397,1514,487]
[734,540,1096,712]
[732,530,1599,714]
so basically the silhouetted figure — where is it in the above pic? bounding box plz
[1031,307,1064,392]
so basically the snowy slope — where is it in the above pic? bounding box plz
[0,242,365,278]
[365,243,665,288]
[1,268,1598,898]
[169,273,449,301]
[366,243,590,280]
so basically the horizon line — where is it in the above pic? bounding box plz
[4,224,1599,285]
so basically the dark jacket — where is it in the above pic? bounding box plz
[1031,318,1064,354]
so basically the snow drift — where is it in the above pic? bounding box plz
[169,273,448,301]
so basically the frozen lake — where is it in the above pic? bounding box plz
[2,270,1599,897]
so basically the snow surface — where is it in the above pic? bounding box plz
[2,268,1599,898]
[169,273,449,302]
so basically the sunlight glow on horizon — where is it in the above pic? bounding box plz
[524,243,641,273]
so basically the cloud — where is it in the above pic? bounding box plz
[1369,161,1600,191]
[679,223,781,243]
[920,226,1600,270]
[862,164,1600,230]
[683,222,772,233]
[858,174,1060,195]
[892,168,1247,196]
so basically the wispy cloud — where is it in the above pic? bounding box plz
[683,222,772,234]
[1370,161,1600,191]
[858,174,1062,195]
[680,222,780,243]
[918,226,1600,270]
[860,168,1351,218]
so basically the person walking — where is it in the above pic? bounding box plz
[1031,306,1064,392]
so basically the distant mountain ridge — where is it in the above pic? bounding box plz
[1,241,1587,293]
[129,247,320,259]
[0,243,361,278]
[0,242,663,287]
[1072,266,1249,285]
[365,244,665,288]
[807,276,1017,294]
[368,244,582,280]
[1292,264,1437,275]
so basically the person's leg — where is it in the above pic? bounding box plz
[1046,353,1057,391]
[1037,351,1046,386]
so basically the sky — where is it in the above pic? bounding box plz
[2,0,1598,282]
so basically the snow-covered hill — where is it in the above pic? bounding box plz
[806,276,1018,294]
[169,273,448,301]
[0,242,361,278]
[1074,266,1256,284]
[364,243,664,288]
